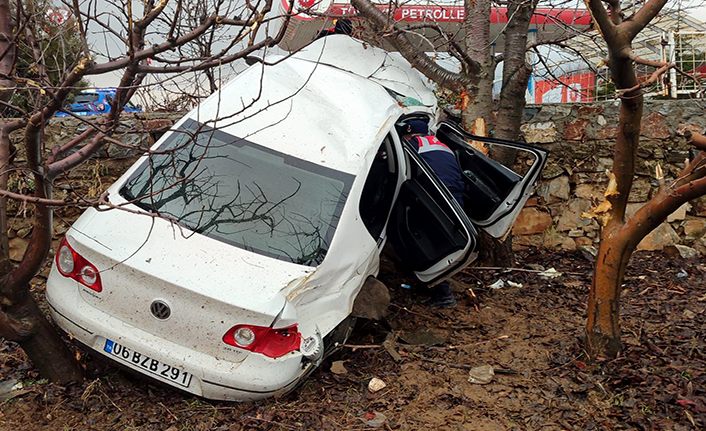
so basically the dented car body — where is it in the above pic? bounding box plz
[46,36,547,401]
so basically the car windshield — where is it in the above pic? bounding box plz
[120,119,353,266]
[74,94,99,104]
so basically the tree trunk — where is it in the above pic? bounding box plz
[0,266,83,384]
[586,238,629,357]
[461,0,493,132]
[0,0,15,259]
[0,0,14,105]
[585,39,642,358]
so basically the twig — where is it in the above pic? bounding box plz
[342,344,382,350]
[463,266,586,276]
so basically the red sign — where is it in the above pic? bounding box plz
[323,4,591,25]
[534,72,595,103]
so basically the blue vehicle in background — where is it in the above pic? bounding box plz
[55,88,142,117]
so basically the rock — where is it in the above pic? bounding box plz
[524,196,539,207]
[637,223,680,251]
[563,118,590,141]
[575,237,593,246]
[543,175,570,203]
[551,105,573,119]
[596,115,607,126]
[556,199,591,231]
[368,378,387,393]
[666,203,690,222]
[542,230,564,248]
[9,238,29,262]
[625,203,644,220]
[521,122,557,143]
[641,112,671,139]
[568,229,583,237]
[561,237,576,250]
[17,226,32,238]
[104,132,149,158]
[330,361,348,375]
[629,180,652,203]
[575,184,602,200]
[664,245,700,259]
[512,208,553,235]
[577,105,604,117]
[683,219,706,240]
[351,277,390,320]
[595,126,617,140]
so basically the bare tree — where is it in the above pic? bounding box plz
[582,0,706,357]
[0,0,292,383]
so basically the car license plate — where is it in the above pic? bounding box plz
[103,339,192,388]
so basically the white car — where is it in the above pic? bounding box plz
[46,36,547,401]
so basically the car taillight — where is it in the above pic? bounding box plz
[223,324,300,358]
[55,237,103,292]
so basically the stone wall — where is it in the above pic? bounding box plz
[513,100,706,256]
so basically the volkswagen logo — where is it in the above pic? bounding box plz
[150,300,171,320]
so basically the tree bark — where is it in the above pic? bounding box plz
[584,0,670,358]
[0,0,15,259]
[0,0,14,104]
[0,262,83,384]
[460,0,493,132]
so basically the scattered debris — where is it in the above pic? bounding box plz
[330,361,348,375]
[368,377,387,393]
[363,411,387,427]
[0,379,29,403]
[489,279,523,289]
[538,268,563,278]
[468,365,495,384]
[675,269,689,279]
[489,279,505,289]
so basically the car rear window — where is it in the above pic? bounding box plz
[120,119,353,266]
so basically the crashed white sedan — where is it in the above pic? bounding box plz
[46,36,547,401]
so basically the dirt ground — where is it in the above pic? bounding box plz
[0,244,704,430]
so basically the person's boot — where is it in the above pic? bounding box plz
[421,281,456,308]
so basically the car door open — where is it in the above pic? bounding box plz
[435,121,548,239]
[387,144,479,284]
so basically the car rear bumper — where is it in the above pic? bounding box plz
[46,272,307,401]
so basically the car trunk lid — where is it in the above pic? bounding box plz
[65,207,313,359]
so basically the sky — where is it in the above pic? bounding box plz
[85,0,706,95]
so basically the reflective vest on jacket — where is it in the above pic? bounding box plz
[411,136,465,205]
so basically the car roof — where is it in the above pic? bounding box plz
[180,36,435,175]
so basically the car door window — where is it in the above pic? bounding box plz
[387,143,478,284]
[359,135,398,240]
[435,121,548,238]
